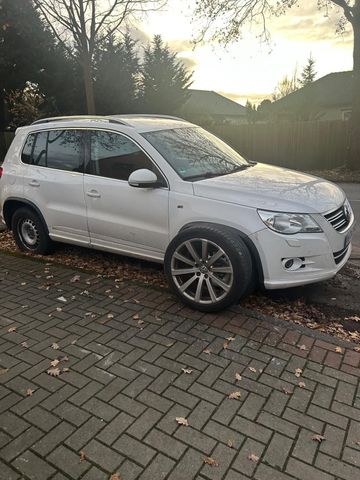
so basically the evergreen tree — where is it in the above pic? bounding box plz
[0,0,84,128]
[299,54,317,87]
[95,33,140,115]
[139,35,193,115]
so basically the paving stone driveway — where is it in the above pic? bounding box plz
[1,252,360,480]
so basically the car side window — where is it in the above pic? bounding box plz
[90,130,165,184]
[21,130,84,172]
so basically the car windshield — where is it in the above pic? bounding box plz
[142,127,250,181]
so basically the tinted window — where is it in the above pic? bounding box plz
[47,130,84,172]
[90,131,157,181]
[22,130,84,172]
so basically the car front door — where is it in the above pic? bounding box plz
[83,129,169,259]
[22,129,89,245]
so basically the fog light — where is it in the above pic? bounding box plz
[282,257,304,271]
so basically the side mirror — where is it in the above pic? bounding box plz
[128,169,159,188]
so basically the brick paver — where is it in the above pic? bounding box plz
[1,252,360,480]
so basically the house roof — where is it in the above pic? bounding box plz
[180,89,247,117]
[272,71,353,112]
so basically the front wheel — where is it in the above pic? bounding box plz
[164,225,253,312]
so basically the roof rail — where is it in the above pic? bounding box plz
[31,115,131,126]
[109,114,186,122]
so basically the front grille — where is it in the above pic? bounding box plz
[333,245,350,265]
[324,204,350,232]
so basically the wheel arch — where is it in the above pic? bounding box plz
[178,221,264,287]
[3,198,49,234]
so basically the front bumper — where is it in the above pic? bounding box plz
[250,213,354,290]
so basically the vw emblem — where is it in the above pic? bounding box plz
[343,204,350,221]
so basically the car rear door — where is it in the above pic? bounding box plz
[83,129,169,259]
[22,129,89,245]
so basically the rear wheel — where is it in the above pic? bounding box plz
[165,225,253,312]
[11,207,53,255]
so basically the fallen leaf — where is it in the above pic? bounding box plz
[228,391,241,399]
[21,342,29,348]
[235,372,242,381]
[203,348,211,355]
[62,367,70,373]
[0,368,9,376]
[345,315,360,322]
[71,339,78,345]
[20,282,26,286]
[249,367,257,373]
[175,417,189,426]
[57,296,67,303]
[70,275,80,283]
[56,307,62,312]
[110,474,121,480]
[282,387,293,395]
[51,343,60,350]
[223,339,230,349]
[226,336,235,342]
[335,346,343,354]
[166,342,174,347]
[295,368,303,378]
[58,355,69,362]
[354,441,360,447]
[137,319,145,325]
[79,451,86,462]
[355,347,360,352]
[248,453,259,463]
[312,434,326,443]
[47,367,61,377]
[50,359,60,367]
[298,382,306,388]
[298,344,307,351]
[26,388,34,396]
[7,327,17,333]
[204,457,219,467]
[107,313,114,320]
[181,368,193,374]
[227,440,233,448]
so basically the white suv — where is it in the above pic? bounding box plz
[0,115,354,311]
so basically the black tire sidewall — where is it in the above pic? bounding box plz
[164,226,253,312]
[12,208,52,254]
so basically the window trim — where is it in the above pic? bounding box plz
[20,127,169,189]
[20,127,87,174]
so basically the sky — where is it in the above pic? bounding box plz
[133,0,353,106]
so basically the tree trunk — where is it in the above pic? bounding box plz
[348,10,360,170]
[82,55,96,115]
[0,91,7,130]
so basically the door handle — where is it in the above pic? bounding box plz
[86,190,101,198]
[29,180,40,187]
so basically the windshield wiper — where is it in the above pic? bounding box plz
[184,163,254,181]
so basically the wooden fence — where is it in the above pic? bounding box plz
[209,120,350,171]
[1,120,350,170]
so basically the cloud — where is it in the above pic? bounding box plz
[178,54,197,70]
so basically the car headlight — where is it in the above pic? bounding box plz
[258,210,322,234]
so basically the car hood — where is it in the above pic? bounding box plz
[192,163,345,213]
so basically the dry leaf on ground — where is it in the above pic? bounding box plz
[7,327,17,333]
[0,368,9,376]
[62,367,70,373]
[21,342,29,348]
[227,440,233,448]
[57,296,67,303]
[283,387,293,395]
[298,344,307,351]
[249,367,257,373]
[70,275,80,283]
[228,391,241,400]
[235,373,242,381]
[335,346,343,353]
[248,453,259,463]
[47,367,61,377]
[26,388,34,396]
[175,417,189,426]
[110,474,121,480]
[50,359,60,367]
[295,368,303,378]
[298,382,306,388]
[203,348,211,355]
[181,368,193,374]
[312,434,326,443]
[204,457,219,467]
[51,343,60,350]
[79,451,86,463]
[133,314,140,320]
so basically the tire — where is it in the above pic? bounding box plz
[164,225,253,312]
[11,207,53,255]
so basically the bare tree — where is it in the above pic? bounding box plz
[194,0,360,170]
[33,0,165,114]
